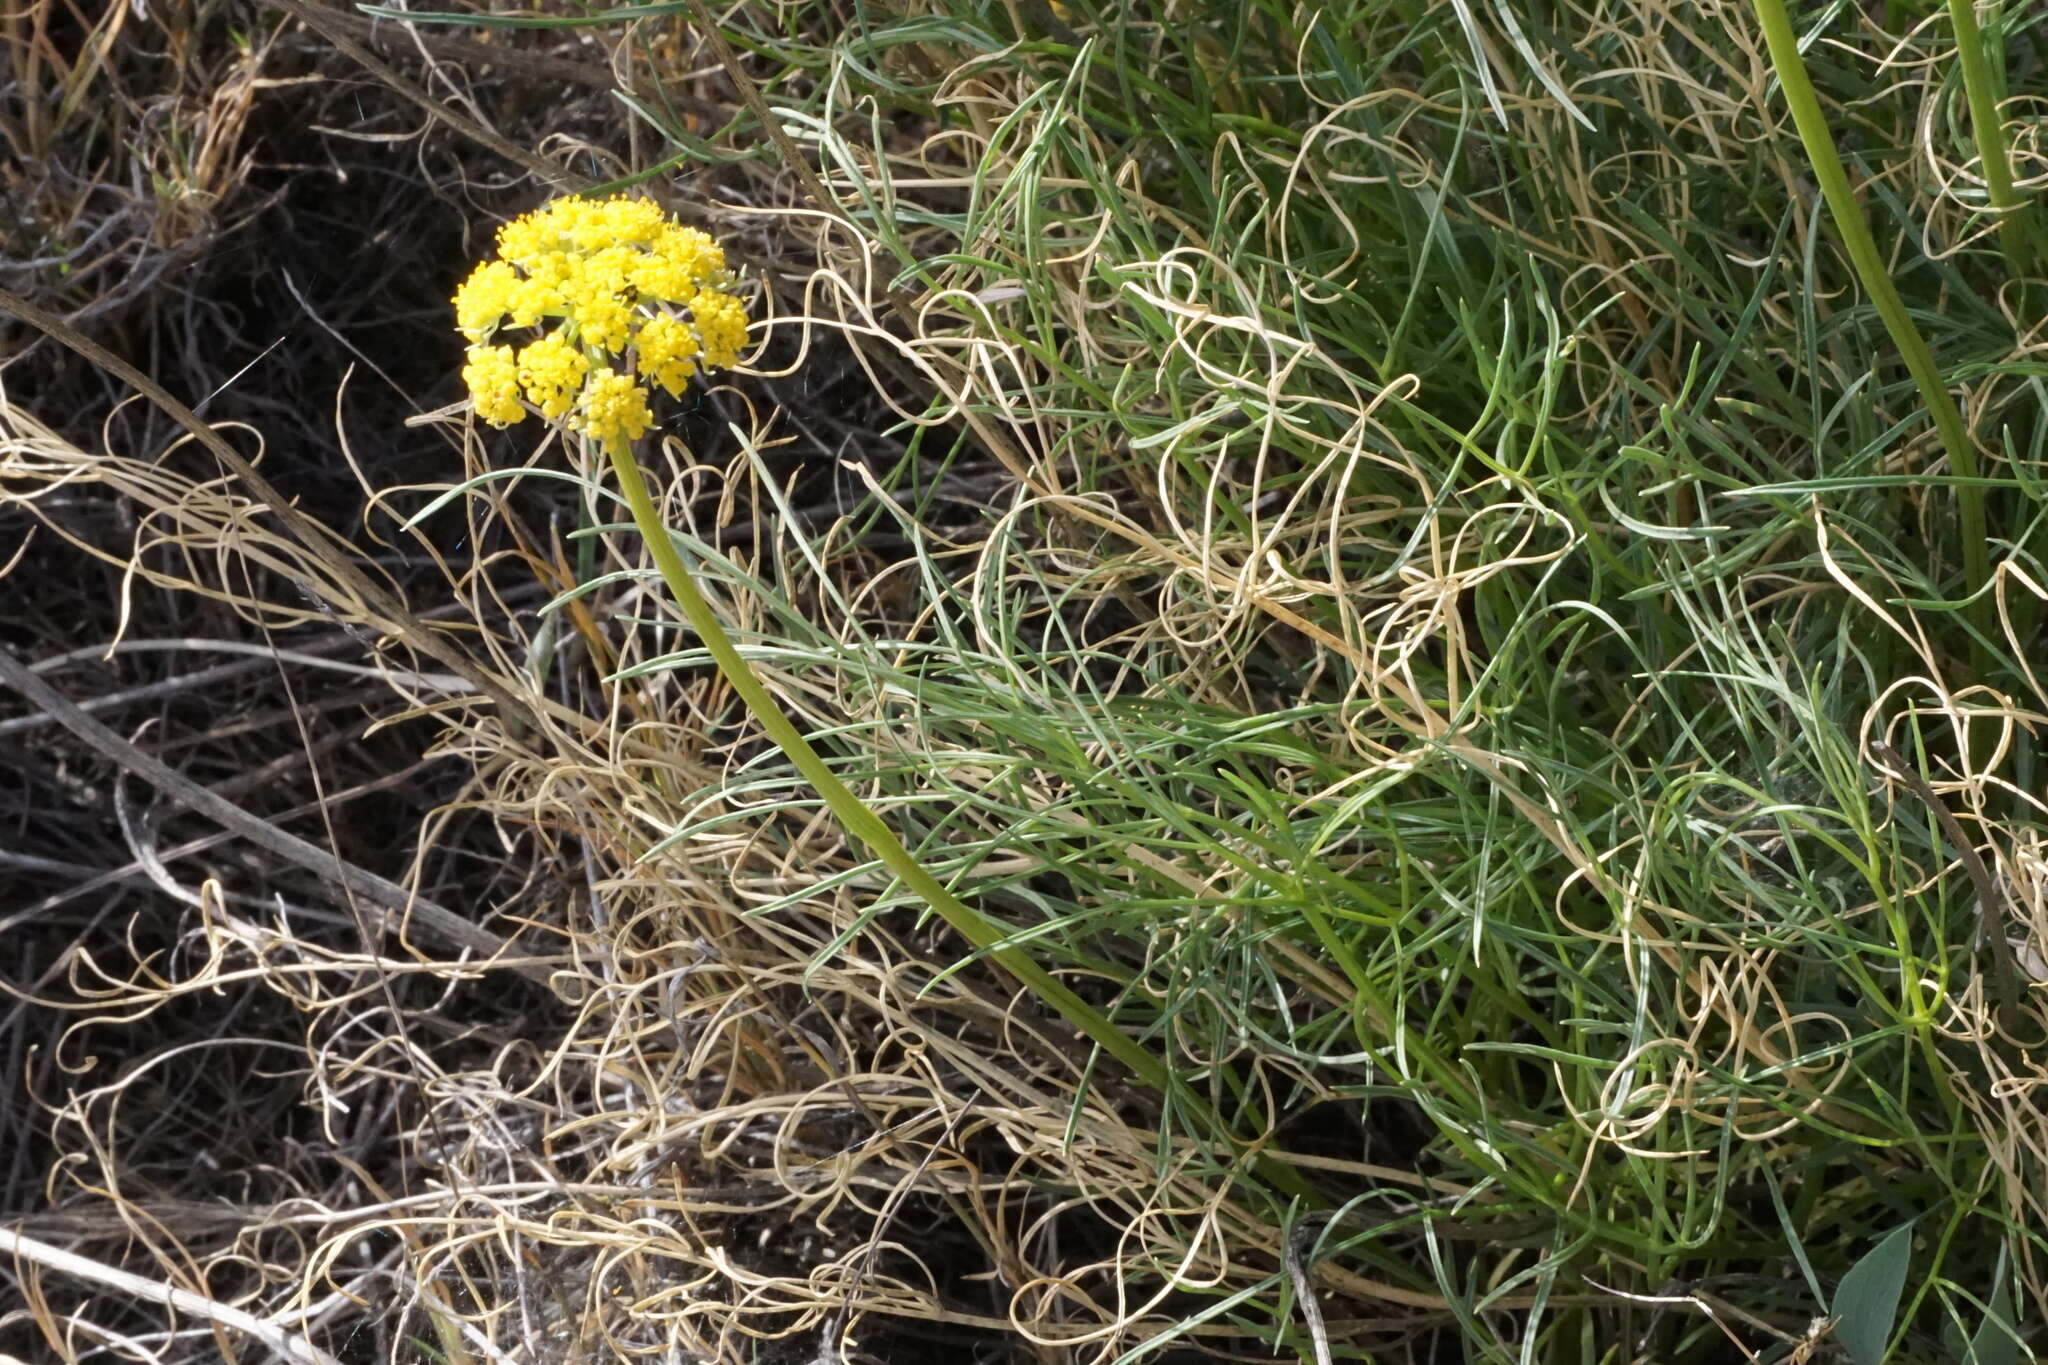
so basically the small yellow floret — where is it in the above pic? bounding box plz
[661,224,723,272]
[564,282,634,354]
[504,276,561,329]
[576,369,654,445]
[690,291,750,370]
[461,345,525,425]
[453,260,518,340]
[635,315,699,397]
[579,245,638,295]
[516,334,589,420]
[523,250,576,288]
[495,209,556,265]
[568,195,669,252]
[630,252,700,305]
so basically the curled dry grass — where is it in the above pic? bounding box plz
[7,0,2048,1362]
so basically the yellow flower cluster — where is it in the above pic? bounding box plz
[460,345,522,426]
[635,314,700,398]
[578,371,653,445]
[452,195,748,444]
[514,333,587,420]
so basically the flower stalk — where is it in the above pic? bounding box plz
[1748,0,1993,650]
[1947,0,2043,285]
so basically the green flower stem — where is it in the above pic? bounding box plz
[600,435,1319,1204]
[1749,0,1992,649]
[1948,0,2043,283]
[1948,1,2045,662]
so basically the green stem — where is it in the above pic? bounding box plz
[599,435,1318,1203]
[1749,0,1993,649]
[1948,0,2043,282]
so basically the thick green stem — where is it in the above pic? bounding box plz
[1948,0,2043,282]
[1749,0,1993,649]
[599,435,1318,1203]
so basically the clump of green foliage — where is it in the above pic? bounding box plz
[394,0,2048,1358]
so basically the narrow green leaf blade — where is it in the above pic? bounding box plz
[1964,1276,2021,1365]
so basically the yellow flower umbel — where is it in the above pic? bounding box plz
[452,195,746,443]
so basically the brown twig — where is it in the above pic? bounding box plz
[0,1224,344,1365]
[0,643,553,982]
[257,0,587,193]
[0,284,546,730]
